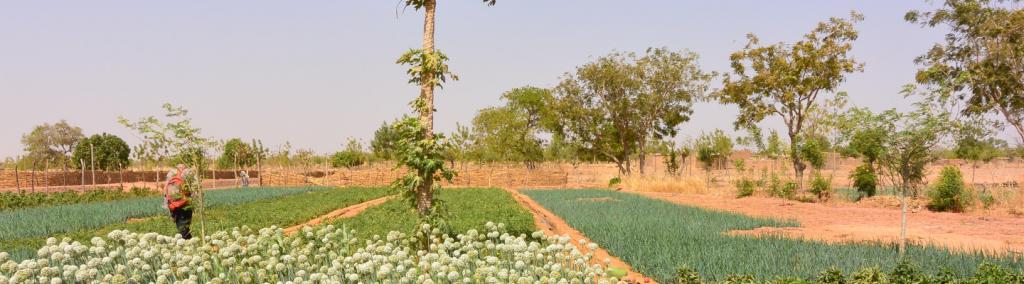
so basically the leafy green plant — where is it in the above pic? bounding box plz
[927,166,972,212]
[979,190,996,209]
[815,267,845,284]
[767,176,797,200]
[735,179,755,198]
[0,187,157,211]
[675,265,702,284]
[850,164,877,198]
[809,173,832,201]
[609,176,623,188]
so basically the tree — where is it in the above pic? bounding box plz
[550,48,712,175]
[71,133,130,171]
[877,87,956,256]
[332,138,367,168]
[218,138,255,169]
[119,103,214,242]
[715,13,864,184]
[395,0,496,217]
[695,130,733,187]
[907,1,1024,143]
[370,121,401,161]
[21,120,84,172]
[468,87,553,167]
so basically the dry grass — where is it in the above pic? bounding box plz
[620,175,707,194]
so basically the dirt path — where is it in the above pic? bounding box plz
[635,191,1024,257]
[504,188,657,283]
[283,195,396,235]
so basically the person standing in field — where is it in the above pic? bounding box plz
[162,163,193,239]
[240,170,249,187]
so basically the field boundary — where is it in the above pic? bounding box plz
[505,188,657,283]
[283,195,396,235]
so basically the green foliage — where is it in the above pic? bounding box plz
[217,138,255,168]
[715,13,863,181]
[119,103,214,166]
[389,117,456,213]
[396,49,458,90]
[524,189,1022,282]
[549,47,712,174]
[954,136,1005,163]
[0,187,156,211]
[735,178,756,198]
[332,188,535,240]
[71,133,130,170]
[675,265,702,284]
[799,137,826,171]
[979,190,996,209]
[609,176,622,188]
[696,130,733,170]
[331,138,368,168]
[0,187,316,242]
[815,267,845,284]
[850,164,878,198]
[468,87,550,164]
[907,0,1024,143]
[665,147,681,175]
[371,121,401,160]
[927,166,972,212]
[20,120,83,167]
[809,173,832,201]
[765,175,796,200]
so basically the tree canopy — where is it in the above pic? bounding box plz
[71,133,130,171]
[20,120,84,167]
[550,47,712,175]
[715,12,864,182]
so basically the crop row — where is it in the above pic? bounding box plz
[1,187,389,261]
[0,186,321,241]
[523,189,1024,282]
[331,188,536,239]
[0,187,158,211]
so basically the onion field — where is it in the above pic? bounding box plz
[524,189,1024,282]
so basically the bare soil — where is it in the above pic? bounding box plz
[635,191,1024,257]
[282,195,395,235]
[504,188,657,283]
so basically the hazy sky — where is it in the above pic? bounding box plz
[0,1,978,158]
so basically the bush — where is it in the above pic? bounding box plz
[979,190,996,209]
[927,166,972,212]
[608,176,622,188]
[735,179,756,198]
[809,173,832,201]
[765,175,796,200]
[674,265,701,284]
[330,151,366,168]
[850,164,877,197]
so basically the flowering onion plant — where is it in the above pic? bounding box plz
[0,222,624,284]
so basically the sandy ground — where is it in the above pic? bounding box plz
[283,195,396,235]
[635,191,1024,257]
[504,188,658,283]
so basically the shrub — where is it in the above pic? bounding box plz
[850,164,877,197]
[674,265,701,284]
[809,173,832,201]
[979,190,996,209]
[927,166,972,212]
[765,175,796,200]
[735,179,756,198]
[815,267,845,284]
[608,176,622,188]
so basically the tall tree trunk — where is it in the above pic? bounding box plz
[898,181,908,257]
[637,141,646,175]
[788,133,805,188]
[415,0,437,216]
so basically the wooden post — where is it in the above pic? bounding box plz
[119,162,124,190]
[90,142,96,188]
[31,160,37,193]
[43,160,49,189]
[257,155,263,187]
[14,160,21,193]
[233,155,239,188]
[62,159,68,188]
[80,159,86,191]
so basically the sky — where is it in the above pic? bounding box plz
[0,0,987,158]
